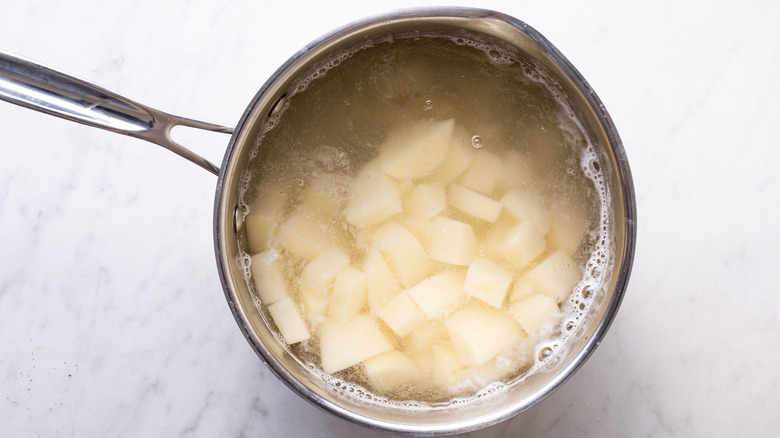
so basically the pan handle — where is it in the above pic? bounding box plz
[0,51,232,176]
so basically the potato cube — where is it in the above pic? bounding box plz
[245,181,288,255]
[457,150,503,195]
[447,183,502,222]
[407,271,466,318]
[319,315,393,374]
[298,246,350,300]
[299,290,330,328]
[405,182,446,220]
[497,149,533,191]
[548,206,589,256]
[328,266,367,324]
[363,351,422,393]
[370,223,433,288]
[433,126,477,184]
[398,216,437,250]
[432,343,464,386]
[455,358,510,393]
[345,159,403,229]
[250,250,289,305]
[380,119,455,179]
[497,221,546,269]
[444,305,523,367]
[509,278,535,302]
[463,257,513,308]
[378,291,423,337]
[509,294,561,336]
[364,247,401,313]
[500,189,551,234]
[300,172,348,216]
[429,217,478,266]
[526,250,581,303]
[274,209,333,261]
[404,321,448,374]
[267,296,311,344]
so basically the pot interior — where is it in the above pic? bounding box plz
[215,8,634,435]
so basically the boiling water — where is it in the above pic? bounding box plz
[238,35,612,408]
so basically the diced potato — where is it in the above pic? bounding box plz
[497,149,533,192]
[405,182,446,220]
[432,343,463,386]
[407,271,466,318]
[250,250,289,305]
[500,189,551,235]
[300,172,348,216]
[457,150,503,194]
[370,223,433,288]
[380,119,455,179]
[548,206,589,256]
[447,183,502,222]
[345,159,403,229]
[378,291,423,337]
[497,221,546,269]
[404,321,448,375]
[319,315,393,374]
[267,296,311,344]
[328,266,367,324]
[444,305,524,367]
[364,247,401,313]
[245,181,288,255]
[463,257,513,308]
[298,246,350,299]
[509,278,535,302]
[433,126,477,184]
[363,351,422,393]
[455,358,510,393]
[274,209,333,261]
[398,216,437,250]
[526,250,581,303]
[299,289,330,328]
[509,294,560,336]
[429,217,478,266]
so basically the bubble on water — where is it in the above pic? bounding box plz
[471,135,483,148]
[538,346,553,361]
[424,99,433,110]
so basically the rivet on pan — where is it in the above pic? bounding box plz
[233,202,244,233]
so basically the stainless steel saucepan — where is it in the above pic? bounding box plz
[0,7,636,435]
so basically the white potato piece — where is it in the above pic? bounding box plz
[299,289,330,328]
[364,247,402,313]
[407,271,466,318]
[378,291,424,337]
[429,217,478,266]
[379,119,455,179]
[457,149,503,195]
[298,246,351,299]
[245,181,288,255]
[328,266,367,324]
[267,296,311,344]
[432,343,463,386]
[319,315,393,374]
[345,159,404,229]
[463,257,513,309]
[500,189,551,235]
[370,223,433,288]
[445,305,524,367]
[455,358,511,393]
[548,206,589,256]
[526,250,581,303]
[363,351,423,393]
[497,221,546,269]
[497,149,533,191]
[300,172,349,217]
[447,183,503,223]
[398,216,437,250]
[433,126,477,184]
[251,250,289,305]
[274,209,334,261]
[509,294,561,336]
[404,321,448,375]
[405,182,446,220]
[509,278,535,302]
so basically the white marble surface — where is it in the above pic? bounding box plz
[1,0,778,436]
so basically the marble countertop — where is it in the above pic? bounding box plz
[2,0,778,436]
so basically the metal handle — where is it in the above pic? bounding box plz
[0,51,232,175]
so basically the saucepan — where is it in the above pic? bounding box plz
[0,7,636,435]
